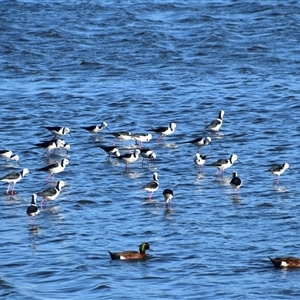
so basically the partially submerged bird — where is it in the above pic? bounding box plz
[230,171,242,191]
[44,126,72,139]
[131,133,152,148]
[0,168,29,194]
[142,172,159,199]
[0,150,19,164]
[268,163,291,183]
[110,131,132,145]
[26,194,39,223]
[211,154,239,176]
[108,242,151,260]
[117,149,140,172]
[194,153,209,173]
[38,158,69,181]
[183,137,211,152]
[140,148,156,167]
[36,180,66,208]
[99,145,120,160]
[150,122,176,143]
[206,110,225,131]
[163,189,174,209]
[82,122,108,135]
[269,257,300,268]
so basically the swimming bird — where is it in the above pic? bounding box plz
[163,189,173,209]
[194,153,209,173]
[38,158,69,181]
[44,126,72,139]
[206,110,225,131]
[82,122,108,135]
[108,242,151,260]
[0,150,19,164]
[183,137,212,152]
[140,148,156,167]
[131,133,152,148]
[36,180,66,208]
[117,149,140,171]
[230,171,242,191]
[0,168,29,194]
[268,257,300,268]
[110,131,132,145]
[35,139,66,156]
[99,145,120,160]
[26,194,39,223]
[211,154,239,176]
[142,172,159,199]
[268,163,291,183]
[150,122,176,143]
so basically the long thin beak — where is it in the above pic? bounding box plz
[69,133,73,138]
[106,127,110,132]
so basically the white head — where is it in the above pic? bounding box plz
[283,163,290,170]
[58,181,66,189]
[219,110,225,119]
[230,154,238,163]
[170,122,177,130]
[153,172,159,181]
[22,168,30,176]
[112,149,120,157]
[62,158,70,165]
[11,154,19,162]
[205,137,212,145]
[102,122,108,129]
[134,149,141,155]
[149,152,156,160]
[64,144,71,151]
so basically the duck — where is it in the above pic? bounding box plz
[108,242,151,260]
[206,110,225,131]
[268,257,300,268]
[142,172,159,199]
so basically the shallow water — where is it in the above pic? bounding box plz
[1,1,300,299]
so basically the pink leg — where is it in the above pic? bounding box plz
[5,183,11,194]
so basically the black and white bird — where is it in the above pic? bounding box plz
[142,172,159,199]
[82,122,108,135]
[110,131,132,145]
[194,153,209,173]
[206,110,225,131]
[163,189,173,209]
[0,168,29,194]
[44,126,72,139]
[131,133,152,148]
[183,137,211,152]
[35,139,66,156]
[117,149,140,171]
[211,154,239,176]
[99,145,120,160]
[230,171,242,191]
[26,194,40,223]
[38,158,69,181]
[36,180,66,208]
[140,148,156,167]
[0,150,19,164]
[150,122,176,143]
[268,163,291,183]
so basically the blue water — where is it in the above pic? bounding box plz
[1,1,300,299]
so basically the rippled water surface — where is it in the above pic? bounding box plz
[1,1,300,299]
